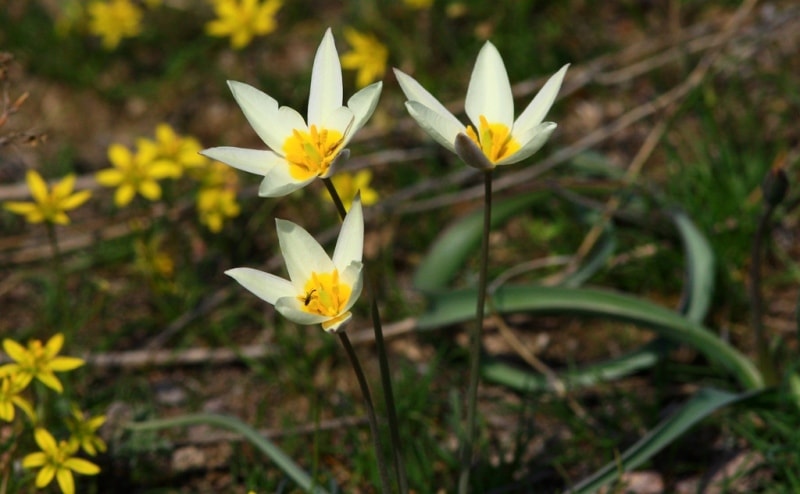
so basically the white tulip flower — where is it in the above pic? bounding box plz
[394,42,568,169]
[226,197,364,333]
[202,28,382,197]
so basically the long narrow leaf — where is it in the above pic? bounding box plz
[417,285,763,389]
[672,210,715,323]
[566,388,765,494]
[127,413,330,494]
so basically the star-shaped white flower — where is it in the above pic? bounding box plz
[226,197,364,333]
[202,28,382,197]
[394,42,568,169]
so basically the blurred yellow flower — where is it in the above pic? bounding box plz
[0,372,35,422]
[146,123,207,176]
[0,334,84,394]
[67,407,107,456]
[325,170,378,211]
[95,141,181,207]
[341,28,388,88]
[4,171,91,225]
[134,235,175,279]
[22,428,100,494]
[206,0,283,49]
[404,0,434,9]
[191,160,239,189]
[87,0,143,50]
[197,187,240,233]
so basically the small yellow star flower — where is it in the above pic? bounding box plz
[67,407,107,456]
[197,187,241,233]
[147,123,208,175]
[0,334,84,394]
[404,0,434,9]
[95,141,181,207]
[0,372,35,422]
[4,171,91,225]
[22,428,100,494]
[87,0,143,50]
[206,0,283,50]
[341,28,388,88]
[325,170,378,211]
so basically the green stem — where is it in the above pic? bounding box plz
[749,203,778,385]
[338,332,393,493]
[458,170,492,493]
[323,176,403,492]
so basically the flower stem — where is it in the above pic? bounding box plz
[323,176,405,492]
[338,332,393,493]
[458,170,492,493]
[749,202,779,385]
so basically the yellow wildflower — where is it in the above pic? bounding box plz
[206,0,283,49]
[0,334,84,394]
[4,171,91,225]
[146,123,208,176]
[190,160,239,189]
[341,28,388,88]
[67,407,107,456]
[95,141,181,207]
[22,428,100,494]
[197,187,241,233]
[134,235,175,279]
[325,170,378,211]
[405,0,434,8]
[0,372,35,422]
[87,0,143,50]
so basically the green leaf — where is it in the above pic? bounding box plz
[672,210,715,323]
[566,388,765,494]
[418,285,763,389]
[128,413,330,494]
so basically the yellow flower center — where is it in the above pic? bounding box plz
[297,270,352,318]
[465,115,520,164]
[282,125,345,180]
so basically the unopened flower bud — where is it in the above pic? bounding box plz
[761,166,788,207]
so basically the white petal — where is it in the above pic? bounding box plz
[228,81,285,150]
[347,81,382,134]
[308,28,343,126]
[496,122,556,166]
[332,196,363,269]
[465,42,513,129]
[512,64,568,138]
[338,261,364,313]
[225,267,294,305]
[322,106,355,141]
[406,101,464,153]
[393,69,462,130]
[200,147,284,176]
[270,106,310,152]
[258,165,316,197]
[276,219,335,290]
[322,311,353,332]
[275,297,329,325]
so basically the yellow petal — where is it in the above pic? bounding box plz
[22,451,48,468]
[36,372,64,393]
[36,465,56,488]
[34,428,58,454]
[3,201,38,216]
[3,339,30,364]
[44,333,65,358]
[26,170,49,204]
[56,468,76,494]
[52,174,77,199]
[65,457,100,475]
[60,190,92,211]
[49,356,85,372]
[95,168,124,186]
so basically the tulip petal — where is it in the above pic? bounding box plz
[200,147,283,176]
[321,106,355,142]
[274,297,329,325]
[513,64,568,138]
[466,41,513,128]
[227,81,283,150]
[225,267,295,305]
[276,219,335,290]
[405,101,463,153]
[332,196,363,270]
[308,28,343,126]
[321,311,353,332]
[258,165,316,197]
[347,81,382,134]
[496,122,556,166]
[338,261,364,313]
[393,69,463,131]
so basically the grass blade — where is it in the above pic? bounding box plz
[566,388,764,494]
[128,413,331,494]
